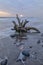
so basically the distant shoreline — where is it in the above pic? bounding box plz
[0,17,39,18]
[0,17,15,18]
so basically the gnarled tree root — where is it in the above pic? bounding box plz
[25,27,40,33]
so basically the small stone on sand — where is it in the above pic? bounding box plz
[0,57,8,65]
[29,46,32,48]
[22,50,30,57]
[42,45,43,47]
[37,40,40,44]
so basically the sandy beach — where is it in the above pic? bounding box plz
[0,0,43,65]
[0,32,43,65]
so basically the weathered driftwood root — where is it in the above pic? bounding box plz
[16,14,21,26]
[15,27,27,33]
[25,27,40,33]
[11,26,40,33]
[22,19,29,27]
[11,15,40,33]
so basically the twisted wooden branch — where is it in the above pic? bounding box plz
[22,19,29,27]
[16,14,21,26]
[25,27,40,33]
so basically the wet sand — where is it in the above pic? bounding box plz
[0,33,43,65]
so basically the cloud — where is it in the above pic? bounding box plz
[0,11,11,17]
[0,0,43,17]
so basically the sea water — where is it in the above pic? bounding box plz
[0,17,43,39]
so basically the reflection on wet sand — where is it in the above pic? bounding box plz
[10,32,43,65]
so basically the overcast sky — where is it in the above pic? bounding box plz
[0,0,43,17]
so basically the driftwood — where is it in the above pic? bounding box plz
[11,14,40,33]
[25,27,40,33]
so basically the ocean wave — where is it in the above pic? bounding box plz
[0,28,14,39]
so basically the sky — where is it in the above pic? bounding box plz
[0,0,43,17]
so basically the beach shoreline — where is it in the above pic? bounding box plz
[0,32,43,65]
